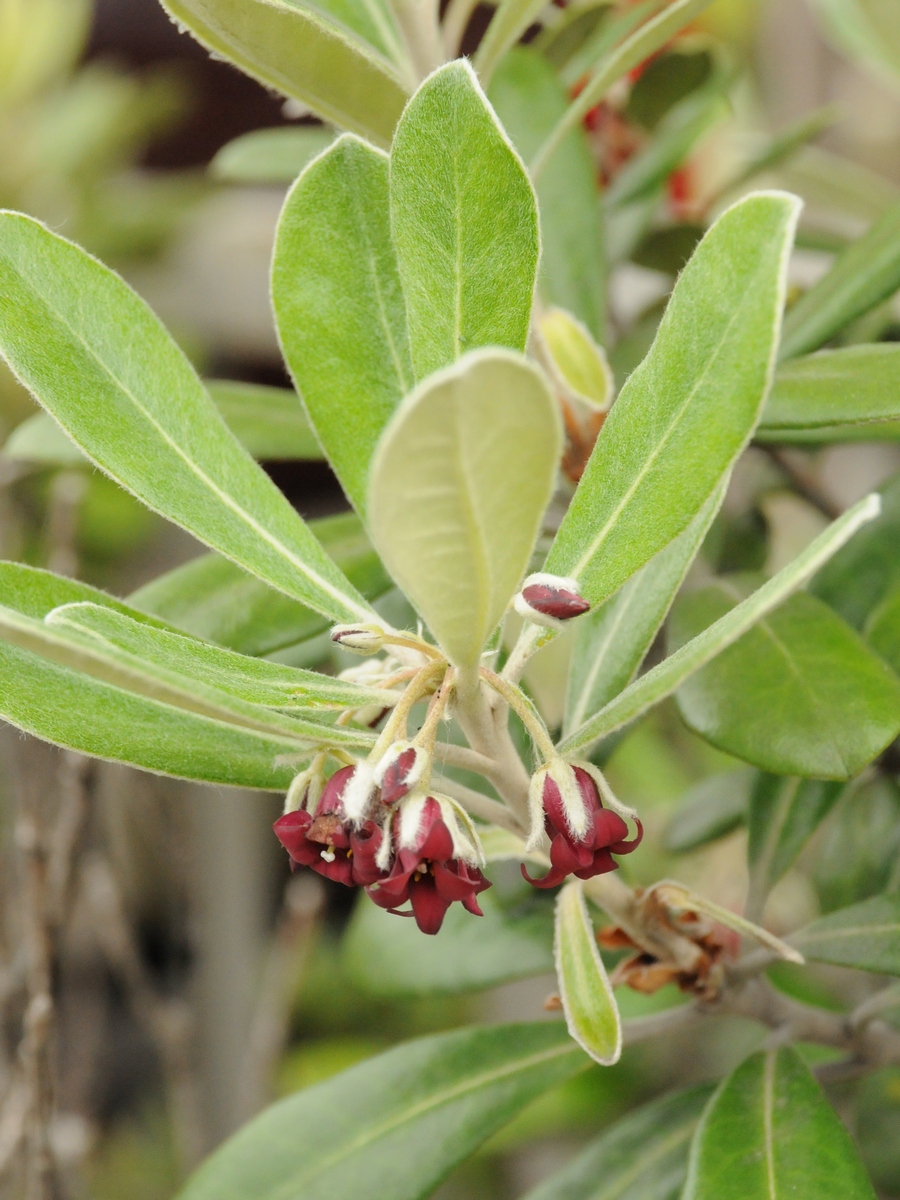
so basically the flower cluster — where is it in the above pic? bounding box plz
[273,762,490,935]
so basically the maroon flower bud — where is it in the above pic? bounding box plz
[523,766,642,890]
[374,741,428,807]
[366,795,490,935]
[273,765,384,887]
[514,573,590,627]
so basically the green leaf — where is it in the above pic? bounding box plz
[521,1084,715,1200]
[670,585,900,779]
[0,212,374,626]
[665,769,754,854]
[175,1022,586,1200]
[389,60,539,381]
[158,0,409,149]
[205,381,324,461]
[557,494,884,756]
[812,471,900,629]
[555,880,620,1066]
[811,0,900,95]
[543,192,800,611]
[747,774,846,900]
[343,888,554,996]
[45,602,389,714]
[531,0,716,178]
[368,349,561,667]
[538,308,612,407]
[210,126,335,183]
[759,346,900,443]
[867,582,900,672]
[790,895,900,975]
[558,0,669,90]
[0,561,163,624]
[3,410,85,465]
[130,513,392,657]
[474,0,549,85]
[813,777,900,915]
[273,135,412,514]
[780,202,900,360]
[683,1047,877,1200]
[489,47,606,339]
[563,485,723,737]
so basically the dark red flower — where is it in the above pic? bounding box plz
[523,766,642,890]
[366,796,491,935]
[377,745,422,806]
[521,582,590,621]
[273,765,384,887]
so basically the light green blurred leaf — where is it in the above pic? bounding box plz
[543,192,800,611]
[205,381,324,461]
[474,0,548,84]
[211,126,335,183]
[780,202,900,360]
[158,0,409,149]
[343,887,554,996]
[273,135,412,513]
[555,880,620,1066]
[368,349,561,667]
[130,513,391,657]
[390,60,539,380]
[489,47,606,339]
[791,895,900,975]
[0,0,91,108]
[0,212,374,625]
[557,495,884,756]
[811,0,900,95]
[670,584,900,779]
[522,1084,715,1200]
[538,308,612,407]
[664,769,754,854]
[4,410,88,465]
[683,1047,877,1199]
[175,1023,586,1200]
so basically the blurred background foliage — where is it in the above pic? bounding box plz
[2,0,900,1197]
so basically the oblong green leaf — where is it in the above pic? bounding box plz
[759,345,900,442]
[780,201,900,360]
[158,0,410,149]
[683,1048,877,1200]
[543,191,801,611]
[130,514,392,657]
[867,582,900,672]
[489,47,606,340]
[555,880,621,1066]
[665,769,754,854]
[211,126,336,184]
[812,0,900,95]
[522,1084,715,1200]
[748,774,846,897]
[474,0,549,86]
[389,59,539,381]
[790,895,900,975]
[343,888,554,996]
[557,494,884,756]
[0,212,374,625]
[0,560,165,625]
[3,410,85,465]
[205,380,323,461]
[368,349,561,667]
[670,586,900,779]
[176,1022,586,1200]
[273,134,413,514]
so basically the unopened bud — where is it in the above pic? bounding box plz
[331,623,386,655]
[514,573,590,628]
[374,741,428,806]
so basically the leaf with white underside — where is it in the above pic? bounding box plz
[158,0,409,150]
[541,193,799,614]
[557,494,882,756]
[790,894,900,975]
[273,135,412,514]
[555,879,621,1066]
[563,483,724,737]
[175,1023,586,1200]
[758,345,900,443]
[389,60,539,381]
[0,212,374,626]
[521,1084,715,1200]
[211,126,335,184]
[682,1048,877,1200]
[130,513,392,657]
[368,349,561,667]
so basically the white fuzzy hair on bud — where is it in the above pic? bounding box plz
[340,760,377,823]
[330,623,386,655]
[283,764,322,816]
[525,765,551,852]
[372,740,429,791]
[513,573,589,629]
[394,792,483,867]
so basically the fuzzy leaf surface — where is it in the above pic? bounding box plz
[158,0,408,148]
[0,213,373,625]
[368,350,561,666]
[683,1048,876,1199]
[273,135,412,514]
[390,60,539,380]
[176,1023,586,1200]
[543,192,800,610]
[790,895,900,974]
[555,880,621,1065]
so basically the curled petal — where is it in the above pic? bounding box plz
[409,877,453,935]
